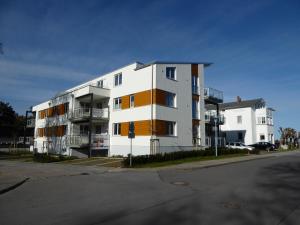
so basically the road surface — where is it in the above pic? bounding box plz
[1,151,300,225]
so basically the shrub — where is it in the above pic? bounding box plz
[123,148,249,167]
[33,153,77,163]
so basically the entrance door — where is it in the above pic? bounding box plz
[150,139,160,155]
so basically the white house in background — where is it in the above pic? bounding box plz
[31,61,212,157]
[215,97,275,145]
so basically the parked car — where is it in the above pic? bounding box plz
[249,142,276,151]
[226,142,254,151]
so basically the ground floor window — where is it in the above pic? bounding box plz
[113,123,121,135]
[260,134,265,141]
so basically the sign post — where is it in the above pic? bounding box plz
[128,122,135,167]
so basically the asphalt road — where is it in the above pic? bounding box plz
[1,152,300,225]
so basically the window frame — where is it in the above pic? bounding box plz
[113,123,121,136]
[166,67,176,80]
[130,95,135,108]
[114,73,122,87]
[113,97,122,110]
[237,115,242,124]
[166,92,176,108]
[166,121,176,136]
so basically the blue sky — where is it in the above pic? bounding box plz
[0,0,299,136]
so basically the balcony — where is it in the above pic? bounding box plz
[192,110,200,120]
[204,87,223,104]
[69,108,109,122]
[205,112,225,125]
[192,86,200,95]
[73,85,110,99]
[26,118,35,128]
[66,134,109,149]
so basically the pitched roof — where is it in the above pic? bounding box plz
[206,98,266,110]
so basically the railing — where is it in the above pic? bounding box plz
[192,86,200,95]
[69,108,109,120]
[204,87,223,103]
[66,134,109,149]
[27,118,35,127]
[205,111,225,124]
[192,110,200,119]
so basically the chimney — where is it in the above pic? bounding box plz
[237,96,242,103]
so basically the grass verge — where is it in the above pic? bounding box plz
[132,153,248,168]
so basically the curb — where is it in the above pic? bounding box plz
[0,177,30,195]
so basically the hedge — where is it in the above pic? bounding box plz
[123,148,259,166]
[33,153,77,163]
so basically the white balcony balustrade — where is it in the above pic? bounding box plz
[69,108,109,121]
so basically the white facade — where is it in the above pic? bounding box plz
[219,100,275,145]
[32,61,209,157]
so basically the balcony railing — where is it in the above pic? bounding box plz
[26,118,35,128]
[204,87,223,103]
[66,134,109,149]
[205,112,225,124]
[192,110,200,119]
[69,108,109,121]
[192,86,200,95]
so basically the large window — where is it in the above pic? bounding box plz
[166,67,176,80]
[113,123,121,135]
[237,115,242,124]
[114,73,122,86]
[130,95,134,108]
[166,121,176,136]
[166,92,176,107]
[113,97,122,109]
[257,117,266,124]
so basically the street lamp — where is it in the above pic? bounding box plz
[214,116,218,157]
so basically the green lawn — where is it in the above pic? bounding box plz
[132,153,248,168]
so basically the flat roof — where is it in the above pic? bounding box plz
[135,60,212,70]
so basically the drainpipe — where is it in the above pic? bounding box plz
[150,64,154,154]
[88,94,93,158]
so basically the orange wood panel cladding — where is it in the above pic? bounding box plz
[191,64,198,76]
[120,89,168,109]
[37,125,66,137]
[39,104,65,119]
[120,120,168,136]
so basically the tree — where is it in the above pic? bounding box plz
[278,127,297,145]
[0,101,17,137]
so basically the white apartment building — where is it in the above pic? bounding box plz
[31,61,212,157]
[211,97,275,145]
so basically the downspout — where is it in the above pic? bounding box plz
[88,93,94,158]
[150,64,154,154]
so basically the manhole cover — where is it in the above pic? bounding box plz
[170,181,189,186]
[80,172,90,176]
[222,202,241,209]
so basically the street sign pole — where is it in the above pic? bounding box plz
[130,138,132,167]
[128,122,135,167]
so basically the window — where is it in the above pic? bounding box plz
[113,97,122,109]
[261,117,266,124]
[113,123,121,135]
[166,67,176,80]
[130,95,134,108]
[192,100,198,119]
[260,134,265,141]
[64,103,69,114]
[238,132,243,140]
[166,92,176,107]
[97,80,104,88]
[166,121,176,136]
[192,76,199,94]
[237,116,242,124]
[114,73,122,86]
